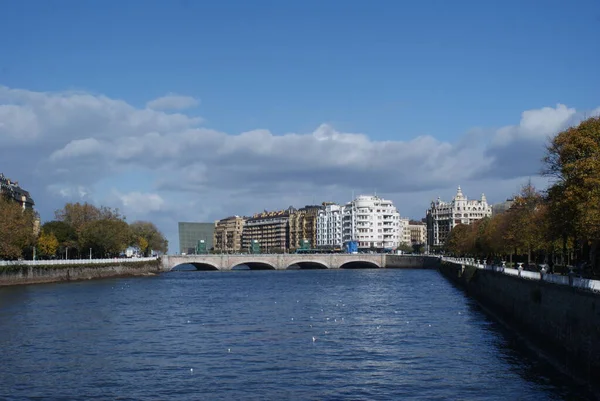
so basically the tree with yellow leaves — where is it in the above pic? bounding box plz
[37,231,59,258]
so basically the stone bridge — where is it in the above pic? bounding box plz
[161,253,387,271]
[160,254,441,271]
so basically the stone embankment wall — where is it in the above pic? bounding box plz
[385,255,441,269]
[439,261,600,383]
[0,260,162,286]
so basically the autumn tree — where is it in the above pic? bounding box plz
[129,221,168,256]
[37,231,59,258]
[508,183,545,265]
[445,224,472,256]
[544,116,600,271]
[0,195,36,260]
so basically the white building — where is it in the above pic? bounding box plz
[342,195,402,249]
[426,186,492,247]
[316,203,343,248]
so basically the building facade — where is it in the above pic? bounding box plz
[242,207,295,252]
[342,195,401,249]
[426,186,492,247]
[399,218,411,246]
[0,173,35,210]
[289,205,320,250]
[408,220,427,245]
[213,216,246,253]
[178,222,215,255]
[316,202,343,248]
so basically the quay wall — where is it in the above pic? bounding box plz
[439,261,600,383]
[385,255,441,269]
[0,260,161,286]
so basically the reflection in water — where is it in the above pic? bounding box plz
[0,269,594,400]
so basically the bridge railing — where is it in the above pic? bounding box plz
[0,256,159,267]
[442,257,600,293]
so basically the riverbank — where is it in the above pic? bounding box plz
[439,260,600,388]
[0,259,162,286]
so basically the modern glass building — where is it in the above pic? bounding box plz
[178,222,215,254]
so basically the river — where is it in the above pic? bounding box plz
[0,268,594,400]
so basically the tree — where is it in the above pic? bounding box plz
[129,221,168,256]
[510,183,545,265]
[0,196,36,260]
[55,202,123,233]
[37,232,59,258]
[445,224,472,256]
[412,243,424,254]
[544,116,600,271]
[397,243,413,254]
[41,221,78,257]
[54,203,125,257]
[79,219,131,257]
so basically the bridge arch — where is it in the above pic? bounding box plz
[339,260,381,269]
[228,261,277,270]
[286,260,329,269]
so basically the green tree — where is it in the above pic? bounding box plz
[0,195,36,260]
[79,219,131,257]
[397,243,413,254]
[129,221,168,256]
[54,203,125,257]
[41,221,78,257]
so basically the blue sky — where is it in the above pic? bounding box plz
[1,0,599,251]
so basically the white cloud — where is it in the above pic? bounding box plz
[0,84,598,252]
[50,138,104,161]
[146,94,199,110]
[483,104,600,179]
[112,190,165,214]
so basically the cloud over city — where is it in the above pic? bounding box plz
[1,84,598,250]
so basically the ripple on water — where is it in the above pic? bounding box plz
[0,269,594,400]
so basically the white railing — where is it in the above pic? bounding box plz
[0,256,159,267]
[442,257,600,293]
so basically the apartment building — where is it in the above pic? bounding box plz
[426,186,492,247]
[342,195,401,249]
[289,205,320,250]
[400,218,411,245]
[213,215,246,253]
[242,207,295,252]
[316,202,343,248]
[0,173,35,210]
[408,220,427,245]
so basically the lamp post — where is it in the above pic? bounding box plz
[89,248,92,260]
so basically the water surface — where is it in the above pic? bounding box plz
[0,269,592,400]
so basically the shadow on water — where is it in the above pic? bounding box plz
[458,290,598,400]
[340,261,380,269]
[288,262,328,270]
[171,263,203,271]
